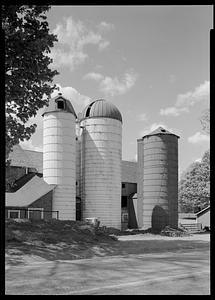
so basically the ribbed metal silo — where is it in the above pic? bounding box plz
[138,127,179,231]
[42,93,77,220]
[79,99,122,229]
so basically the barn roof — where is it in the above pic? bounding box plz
[196,205,210,217]
[8,145,43,173]
[8,146,138,183]
[7,145,36,169]
[6,175,56,207]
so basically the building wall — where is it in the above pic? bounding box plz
[6,207,27,219]
[80,117,122,229]
[43,111,76,220]
[121,161,137,183]
[6,191,53,220]
[197,210,210,229]
[29,190,53,219]
[138,134,178,230]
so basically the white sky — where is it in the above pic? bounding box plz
[20,5,212,175]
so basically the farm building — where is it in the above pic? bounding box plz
[196,206,210,230]
[6,94,180,231]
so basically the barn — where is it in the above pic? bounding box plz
[5,94,180,231]
[6,175,56,220]
[196,206,210,230]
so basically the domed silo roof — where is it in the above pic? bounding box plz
[80,99,122,122]
[42,93,77,118]
[143,126,180,138]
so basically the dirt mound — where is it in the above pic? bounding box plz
[5,219,118,245]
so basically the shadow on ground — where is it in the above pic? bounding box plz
[6,237,210,265]
[5,219,210,265]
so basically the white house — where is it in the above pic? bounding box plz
[196,206,210,230]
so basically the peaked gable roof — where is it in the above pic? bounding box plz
[8,145,43,173]
[6,175,56,207]
[196,205,210,217]
[8,145,36,169]
[142,126,180,139]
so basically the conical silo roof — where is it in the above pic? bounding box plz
[80,99,122,122]
[143,126,180,138]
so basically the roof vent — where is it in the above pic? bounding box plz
[161,129,166,132]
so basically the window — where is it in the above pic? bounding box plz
[8,210,20,219]
[57,100,65,109]
[122,183,126,188]
[28,208,44,220]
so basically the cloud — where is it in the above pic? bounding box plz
[159,81,210,117]
[137,113,148,121]
[98,40,110,51]
[52,84,92,111]
[169,74,176,84]
[160,106,188,117]
[188,132,210,144]
[83,72,104,81]
[50,16,111,71]
[97,21,114,32]
[195,157,202,163]
[19,139,43,152]
[84,70,138,97]
[176,81,209,107]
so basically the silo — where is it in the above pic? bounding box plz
[137,127,179,231]
[42,93,77,220]
[79,99,122,229]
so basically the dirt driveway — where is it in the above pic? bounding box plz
[5,233,210,295]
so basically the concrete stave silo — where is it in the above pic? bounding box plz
[137,127,179,231]
[79,99,122,229]
[42,94,77,220]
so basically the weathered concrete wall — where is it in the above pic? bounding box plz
[137,140,144,228]
[76,121,81,199]
[138,133,179,230]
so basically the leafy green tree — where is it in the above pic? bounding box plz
[179,150,210,213]
[200,108,210,135]
[3,5,59,161]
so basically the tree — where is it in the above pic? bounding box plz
[178,150,210,213]
[200,108,210,135]
[3,5,59,161]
